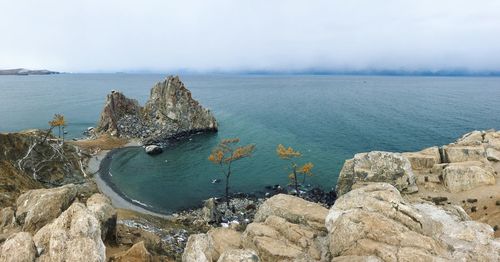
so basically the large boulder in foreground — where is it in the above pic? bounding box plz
[33,202,106,262]
[86,193,117,242]
[15,184,77,233]
[96,76,217,143]
[326,183,500,261]
[336,151,418,196]
[183,194,329,262]
[0,232,37,262]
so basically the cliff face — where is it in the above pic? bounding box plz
[0,130,86,206]
[96,76,217,144]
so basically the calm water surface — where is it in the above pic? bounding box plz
[1,74,499,212]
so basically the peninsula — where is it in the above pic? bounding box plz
[0,68,59,75]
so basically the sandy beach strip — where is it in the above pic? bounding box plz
[86,141,171,218]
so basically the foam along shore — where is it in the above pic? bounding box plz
[85,140,170,218]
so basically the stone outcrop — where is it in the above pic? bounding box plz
[33,202,106,262]
[402,146,441,170]
[183,182,500,261]
[0,184,120,262]
[0,232,37,262]
[217,249,260,262]
[96,76,217,144]
[15,184,77,233]
[326,183,500,261]
[442,161,496,192]
[110,241,152,262]
[95,91,142,137]
[0,130,85,206]
[337,130,500,195]
[183,194,329,262]
[336,151,418,196]
[86,193,117,242]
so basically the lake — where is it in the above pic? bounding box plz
[1,74,500,213]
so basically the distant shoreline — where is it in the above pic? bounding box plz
[0,68,59,75]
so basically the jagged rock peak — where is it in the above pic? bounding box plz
[96,75,218,143]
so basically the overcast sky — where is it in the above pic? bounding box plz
[1,0,500,73]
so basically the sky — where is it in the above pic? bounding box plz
[1,0,500,73]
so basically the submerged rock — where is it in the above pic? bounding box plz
[96,76,217,144]
[144,145,163,155]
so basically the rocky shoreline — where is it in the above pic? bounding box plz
[94,141,336,221]
[1,129,500,261]
[1,75,499,260]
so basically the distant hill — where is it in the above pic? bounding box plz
[0,68,59,75]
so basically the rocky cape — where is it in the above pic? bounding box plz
[0,69,59,75]
[96,75,218,145]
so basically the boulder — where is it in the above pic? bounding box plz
[443,145,486,163]
[86,193,117,242]
[484,131,500,150]
[254,194,328,231]
[111,241,152,262]
[96,76,217,143]
[326,183,500,261]
[144,145,163,155]
[33,202,106,262]
[207,228,242,261]
[184,194,329,262]
[0,232,37,262]
[15,184,77,233]
[336,151,418,196]
[403,146,441,170]
[182,234,212,262]
[486,147,500,162]
[0,207,16,232]
[217,249,260,262]
[455,130,485,146]
[241,215,327,261]
[202,198,221,223]
[442,161,496,193]
[182,228,241,262]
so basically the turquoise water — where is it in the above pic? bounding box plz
[1,74,500,212]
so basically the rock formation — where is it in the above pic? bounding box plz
[96,76,218,144]
[327,183,500,261]
[183,130,500,261]
[336,130,500,196]
[183,194,330,262]
[183,185,500,261]
[336,151,418,196]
